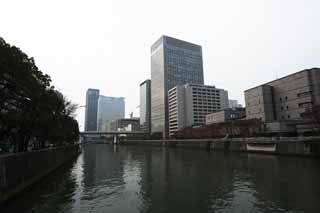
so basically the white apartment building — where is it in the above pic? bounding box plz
[168,83,228,136]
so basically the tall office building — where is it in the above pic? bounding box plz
[97,96,125,131]
[140,80,151,133]
[168,84,229,136]
[151,35,204,138]
[85,88,100,131]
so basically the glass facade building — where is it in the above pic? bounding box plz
[97,96,125,131]
[140,80,151,133]
[151,36,204,138]
[85,88,100,131]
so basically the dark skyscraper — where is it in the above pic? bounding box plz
[84,88,99,131]
[140,79,151,133]
[151,36,204,138]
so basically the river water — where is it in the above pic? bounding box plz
[2,144,320,213]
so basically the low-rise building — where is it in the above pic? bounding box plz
[168,83,229,136]
[110,118,140,132]
[244,68,320,134]
[245,68,320,122]
[206,107,246,125]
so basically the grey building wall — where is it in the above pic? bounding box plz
[97,96,125,131]
[206,107,246,125]
[220,90,229,110]
[168,83,229,136]
[140,80,151,133]
[245,68,320,122]
[85,88,99,131]
[151,35,204,138]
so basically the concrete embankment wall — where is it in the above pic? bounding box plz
[120,137,320,157]
[0,145,80,204]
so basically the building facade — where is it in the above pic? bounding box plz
[245,68,320,122]
[151,35,204,138]
[168,84,229,136]
[206,107,246,125]
[97,96,125,131]
[229,99,242,108]
[139,80,151,133]
[84,88,100,131]
[110,118,140,132]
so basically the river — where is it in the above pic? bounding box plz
[2,144,320,213]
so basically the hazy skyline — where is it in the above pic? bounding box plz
[2,0,319,130]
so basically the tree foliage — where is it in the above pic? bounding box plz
[0,37,79,152]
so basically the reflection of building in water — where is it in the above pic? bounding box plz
[82,145,125,195]
[139,149,236,212]
[246,154,320,211]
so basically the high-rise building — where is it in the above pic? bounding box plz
[140,79,151,133]
[97,96,125,131]
[151,35,204,138]
[85,88,100,131]
[245,68,320,122]
[168,83,229,136]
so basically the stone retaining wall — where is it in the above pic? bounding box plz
[0,145,80,204]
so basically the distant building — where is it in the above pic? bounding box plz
[97,96,125,131]
[110,118,140,132]
[84,88,99,131]
[140,80,151,133]
[168,83,229,136]
[245,68,320,122]
[229,99,242,108]
[151,35,204,138]
[206,107,246,125]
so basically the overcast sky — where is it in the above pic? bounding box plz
[1,0,320,130]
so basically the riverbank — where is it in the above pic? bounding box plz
[0,144,81,205]
[118,136,320,157]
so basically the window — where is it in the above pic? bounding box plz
[285,96,288,101]
[281,106,284,111]
[297,91,312,98]
[286,105,289,110]
[280,97,282,101]
[288,115,290,119]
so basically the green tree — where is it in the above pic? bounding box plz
[0,37,79,152]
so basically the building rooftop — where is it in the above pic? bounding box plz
[244,68,320,92]
[139,79,151,86]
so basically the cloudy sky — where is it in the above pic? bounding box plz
[1,0,319,130]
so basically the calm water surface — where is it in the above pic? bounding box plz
[2,144,320,213]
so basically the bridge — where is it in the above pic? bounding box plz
[80,131,148,144]
[80,131,146,135]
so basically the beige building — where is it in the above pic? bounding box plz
[168,83,229,136]
[245,68,320,123]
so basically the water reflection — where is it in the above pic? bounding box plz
[1,145,320,213]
